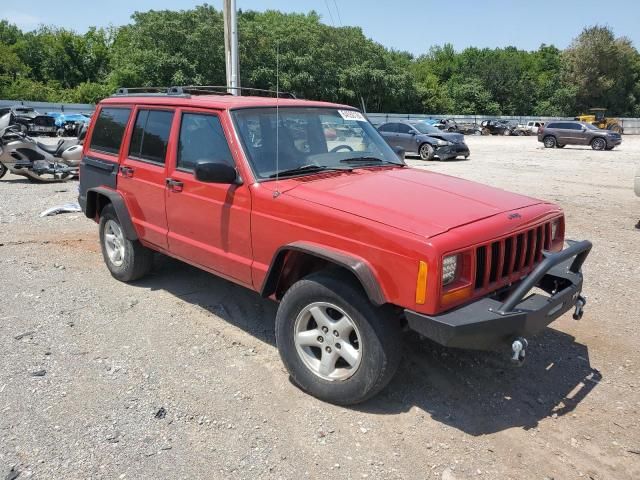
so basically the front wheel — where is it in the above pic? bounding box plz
[419,143,435,160]
[99,204,153,282]
[275,271,402,405]
[0,163,7,179]
[591,137,606,151]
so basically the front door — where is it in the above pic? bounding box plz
[118,107,175,249]
[165,109,253,285]
[396,123,417,152]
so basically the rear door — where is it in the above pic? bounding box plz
[164,108,253,285]
[118,106,175,249]
[378,122,400,148]
[396,123,417,151]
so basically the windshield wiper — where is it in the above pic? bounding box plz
[268,164,349,178]
[339,156,403,166]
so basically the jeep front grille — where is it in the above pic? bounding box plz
[473,222,551,291]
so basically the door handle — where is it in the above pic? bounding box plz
[166,178,184,192]
[120,166,134,177]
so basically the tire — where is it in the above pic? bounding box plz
[481,128,490,136]
[609,124,623,134]
[275,271,402,405]
[419,143,435,161]
[0,163,7,179]
[99,204,153,282]
[591,137,606,151]
[503,129,511,136]
[543,136,557,148]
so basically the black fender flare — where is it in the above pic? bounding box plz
[261,242,386,305]
[84,187,138,240]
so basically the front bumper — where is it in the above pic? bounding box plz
[405,240,592,350]
[435,143,470,159]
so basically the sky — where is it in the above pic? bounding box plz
[1,0,639,55]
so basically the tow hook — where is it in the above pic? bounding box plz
[511,337,528,366]
[573,295,586,320]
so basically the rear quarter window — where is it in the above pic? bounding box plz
[89,107,132,155]
[129,109,174,164]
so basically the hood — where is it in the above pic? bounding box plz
[420,132,465,144]
[280,168,544,238]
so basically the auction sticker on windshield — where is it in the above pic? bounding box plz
[338,110,366,121]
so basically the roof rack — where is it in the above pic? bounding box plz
[113,86,296,99]
[173,86,296,99]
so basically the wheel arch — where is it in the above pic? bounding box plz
[85,187,138,240]
[261,242,386,306]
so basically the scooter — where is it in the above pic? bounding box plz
[0,113,83,183]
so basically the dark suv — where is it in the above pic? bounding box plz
[538,121,622,151]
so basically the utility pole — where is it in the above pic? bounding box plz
[223,0,240,95]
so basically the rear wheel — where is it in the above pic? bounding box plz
[275,271,402,405]
[419,143,435,161]
[543,136,557,148]
[99,204,153,282]
[591,137,606,151]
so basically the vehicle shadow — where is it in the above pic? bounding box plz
[135,255,278,346]
[135,256,601,436]
[359,330,601,436]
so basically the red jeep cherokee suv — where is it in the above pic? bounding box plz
[79,87,591,405]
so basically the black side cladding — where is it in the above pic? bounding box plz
[78,155,118,213]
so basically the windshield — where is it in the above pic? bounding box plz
[411,122,440,134]
[232,107,402,180]
[583,123,599,130]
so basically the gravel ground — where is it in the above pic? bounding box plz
[1,135,639,480]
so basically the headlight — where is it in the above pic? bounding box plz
[435,139,451,146]
[442,254,459,286]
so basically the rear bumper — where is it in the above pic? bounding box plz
[405,240,592,350]
[436,144,470,159]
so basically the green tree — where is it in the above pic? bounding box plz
[563,25,640,115]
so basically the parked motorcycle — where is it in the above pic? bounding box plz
[0,113,83,183]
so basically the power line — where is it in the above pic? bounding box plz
[323,0,335,26]
[332,0,342,26]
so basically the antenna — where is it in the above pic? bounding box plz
[274,42,281,198]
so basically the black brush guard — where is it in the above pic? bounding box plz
[405,240,592,350]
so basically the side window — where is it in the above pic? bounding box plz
[89,107,131,155]
[546,123,558,129]
[178,113,234,171]
[397,123,413,134]
[570,123,583,130]
[378,123,395,133]
[129,109,174,164]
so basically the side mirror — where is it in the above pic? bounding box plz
[392,146,405,161]
[409,130,416,135]
[194,160,239,184]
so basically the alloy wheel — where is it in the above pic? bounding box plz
[103,219,126,267]
[293,301,362,381]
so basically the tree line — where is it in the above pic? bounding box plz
[1,5,639,116]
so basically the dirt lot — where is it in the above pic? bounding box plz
[1,135,639,479]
